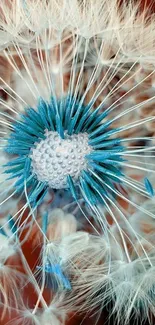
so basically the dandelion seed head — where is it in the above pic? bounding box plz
[1,1,155,322]
[4,95,126,207]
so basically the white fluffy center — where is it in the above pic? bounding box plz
[30,130,92,189]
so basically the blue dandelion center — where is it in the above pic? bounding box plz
[30,131,92,189]
[5,96,124,206]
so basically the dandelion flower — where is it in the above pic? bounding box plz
[0,0,155,324]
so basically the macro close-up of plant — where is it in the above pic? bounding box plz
[0,0,155,324]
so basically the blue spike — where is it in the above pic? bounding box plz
[82,170,107,195]
[4,164,24,174]
[106,173,122,184]
[3,157,26,167]
[12,122,26,131]
[27,181,40,201]
[47,104,55,130]
[6,170,23,180]
[56,113,64,139]
[21,114,43,132]
[10,131,38,143]
[29,182,47,202]
[8,137,31,146]
[99,146,124,153]
[64,97,78,129]
[25,125,45,139]
[64,96,72,127]
[14,177,25,189]
[82,103,92,116]
[13,175,34,194]
[74,103,93,133]
[104,156,126,162]
[89,162,123,178]
[13,122,36,135]
[80,176,97,205]
[42,211,48,234]
[7,140,32,150]
[0,227,7,237]
[24,158,31,178]
[5,146,29,155]
[27,107,44,127]
[64,97,72,129]
[13,114,45,141]
[67,103,85,135]
[106,162,125,174]
[94,173,117,199]
[50,96,59,114]
[91,138,121,149]
[5,140,31,151]
[8,215,17,234]
[144,178,154,197]
[38,262,71,290]
[83,109,108,132]
[33,187,48,208]
[89,120,114,138]
[87,153,120,162]
[14,174,33,191]
[57,270,71,290]
[88,127,122,145]
[58,98,65,121]
[49,264,71,290]
[61,276,72,290]
[14,180,25,193]
[38,98,50,130]
[99,174,115,191]
[67,175,78,201]
[86,149,123,162]
[67,116,76,135]
[74,110,90,133]
[100,158,126,165]
[83,170,113,198]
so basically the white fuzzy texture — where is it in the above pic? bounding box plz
[15,294,67,325]
[21,308,65,325]
[0,0,155,65]
[61,235,155,324]
[47,208,77,241]
[0,233,15,263]
[0,265,26,320]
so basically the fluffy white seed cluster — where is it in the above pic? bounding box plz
[0,234,15,265]
[1,0,155,67]
[30,130,92,189]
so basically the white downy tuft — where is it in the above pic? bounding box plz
[0,1,154,65]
